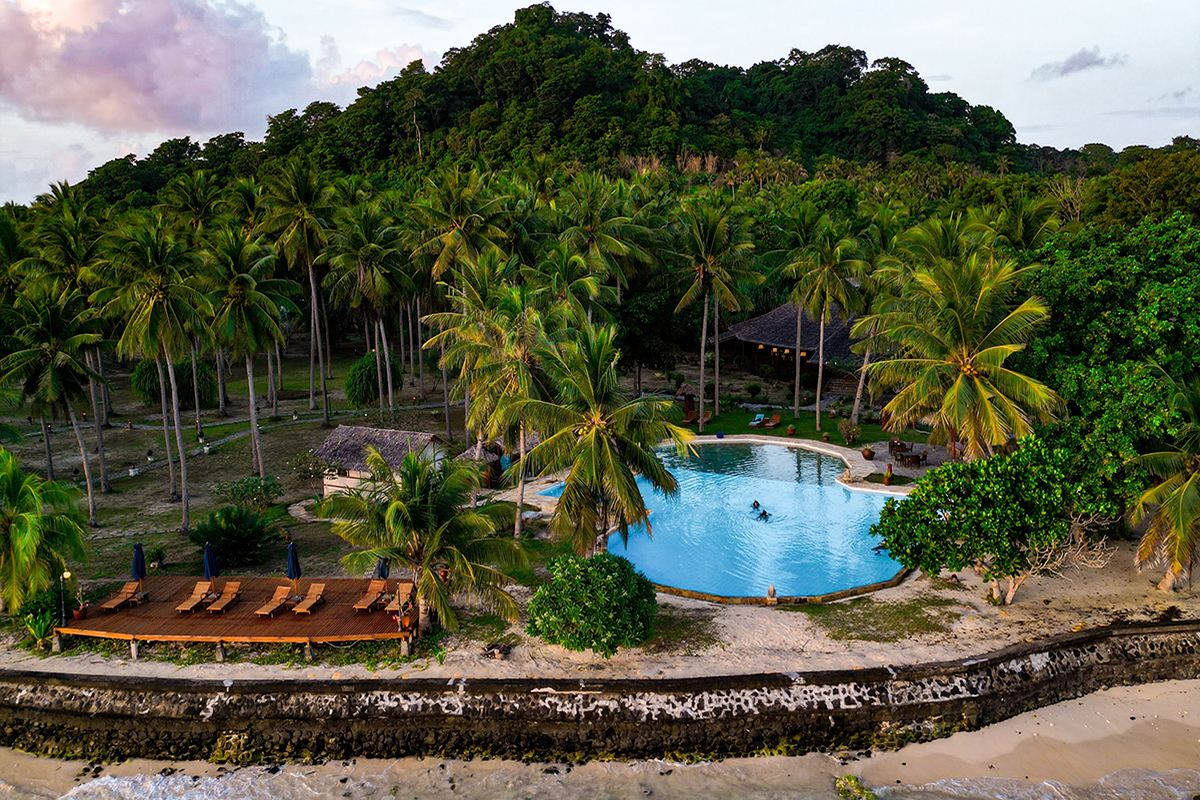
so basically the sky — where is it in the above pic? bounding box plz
[1,0,1198,204]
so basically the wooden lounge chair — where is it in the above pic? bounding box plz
[354,579,389,613]
[175,581,214,614]
[763,414,782,429]
[255,585,293,618]
[293,583,326,616]
[748,413,765,428]
[698,410,713,425]
[206,581,241,614]
[100,581,140,613]
[683,409,698,423]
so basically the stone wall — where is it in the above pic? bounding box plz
[1,622,1197,763]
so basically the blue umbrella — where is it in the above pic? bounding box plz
[286,541,302,593]
[374,557,389,580]
[131,543,146,583]
[202,542,220,595]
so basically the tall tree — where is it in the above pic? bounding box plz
[520,325,692,556]
[672,198,759,432]
[261,159,333,426]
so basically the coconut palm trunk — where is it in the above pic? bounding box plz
[792,307,804,418]
[514,420,527,538]
[416,297,426,398]
[850,347,871,426]
[266,349,276,407]
[87,351,110,492]
[698,290,709,434]
[40,417,54,480]
[96,356,112,425]
[246,355,265,478]
[216,348,228,417]
[163,346,191,531]
[440,341,452,442]
[815,315,827,431]
[371,319,385,414]
[308,311,317,411]
[714,295,721,417]
[380,319,395,412]
[155,358,177,499]
[190,345,203,435]
[408,304,418,388]
[65,398,97,527]
[322,294,334,380]
[306,260,330,427]
[275,341,284,391]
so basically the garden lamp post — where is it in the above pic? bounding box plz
[59,570,71,624]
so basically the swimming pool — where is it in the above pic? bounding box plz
[537,443,901,598]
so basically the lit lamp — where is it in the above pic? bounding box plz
[146,449,154,463]
[292,411,299,421]
[784,349,790,355]
[60,569,71,624]
[757,344,764,350]
[772,347,778,354]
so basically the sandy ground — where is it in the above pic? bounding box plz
[1,680,1197,799]
[2,540,1195,683]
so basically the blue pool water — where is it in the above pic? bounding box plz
[538,443,901,597]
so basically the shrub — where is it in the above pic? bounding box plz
[669,372,686,391]
[147,544,167,568]
[16,585,69,623]
[187,506,275,567]
[287,450,341,491]
[344,352,403,408]
[526,554,657,658]
[745,383,762,400]
[23,611,55,650]
[130,358,217,409]
[837,419,861,446]
[213,476,282,512]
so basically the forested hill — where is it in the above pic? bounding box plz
[80,4,1024,205]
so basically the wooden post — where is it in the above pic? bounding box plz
[130,639,140,661]
[215,641,226,663]
[304,641,314,662]
[52,632,63,653]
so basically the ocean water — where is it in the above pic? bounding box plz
[4,762,1197,800]
[540,443,900,597]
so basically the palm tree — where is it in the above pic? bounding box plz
[0,292,104,525]
[673,198,760,432]
[409,168,509,280]
[96,217,212,531]
[1132,374,1200,592]
[523,239,612,328]
[556,172,651,307]
[0,447,87,613]
[204,228,298,477]
[319,448,525,633]
[520,325,692,556]
[324,203,407,413]
[772,200,822,418]
[260,159,334,426]
[781,216,866,431]
[859,253,1061,460]
[158,171,222,240]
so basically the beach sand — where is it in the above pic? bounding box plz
[1,680,1197,799]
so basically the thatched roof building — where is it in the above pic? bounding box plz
[314,427,445,495]
[719,303,858,368]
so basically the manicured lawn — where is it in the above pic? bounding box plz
[696,408,928,446]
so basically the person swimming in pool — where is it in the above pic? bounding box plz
[757,506,770,521]
[752,500,761,510]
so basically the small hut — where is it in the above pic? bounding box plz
[719,303,858,374]
[314,426,446,496]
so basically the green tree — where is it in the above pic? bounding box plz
[520,324,692,555]
[1132,373,1200,592]
[319,449,525,633]
[672,198,760,431]
[0,448,87,613]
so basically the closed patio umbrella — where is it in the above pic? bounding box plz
[131,543,146,591]
[202,542,220,594]
[374,558,389,580]
[286,541,302,595]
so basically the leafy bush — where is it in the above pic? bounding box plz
[16,585,69,623]
[24,611,55,650]
[669,372,686,391]
[344,352,403,408]
[130,358,216,410]
[745,383,761,400]
[213,476,282,512]
[187,506,275,566]
[147,544,167,568]
[526,554,656,658]
[837,419,861,445]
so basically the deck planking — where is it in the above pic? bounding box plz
[57,575,414,644]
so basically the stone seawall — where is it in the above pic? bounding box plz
[1,622,1198,763]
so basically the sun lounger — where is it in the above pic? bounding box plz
[764,414,782,429]
[255,585,293,618]
[683,409,697,423]
[206,581,241,614]
[175,581,214,613]
[100,581,140,613]
[292,583,326,615]
[748,413,765,428]
[354,579,389,613]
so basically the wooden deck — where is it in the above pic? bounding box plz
[57,576,414,644]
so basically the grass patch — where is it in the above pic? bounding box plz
[509,535,574,588]
[782,596,960,642]
[644,602,721,655]
[701,410,927,445]
[863,473,914,486]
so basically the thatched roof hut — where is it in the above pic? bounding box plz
[719,303,858,367]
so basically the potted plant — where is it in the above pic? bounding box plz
[786,425,796,436]
[72,585,89,620]
[861,446,875,460]
[822,432,830,443]
[883,464,893,486]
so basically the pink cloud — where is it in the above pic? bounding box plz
[0,0,314,134]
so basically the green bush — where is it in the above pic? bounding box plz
[526,554,656,658]
[344,352,403,408]
[23,611,56,650]
[187,506,275,567]
[130,358,216,410]
[16,585,69,623]
[837,419,861,446]
[213,476,282,512]
[745,383,761,400]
